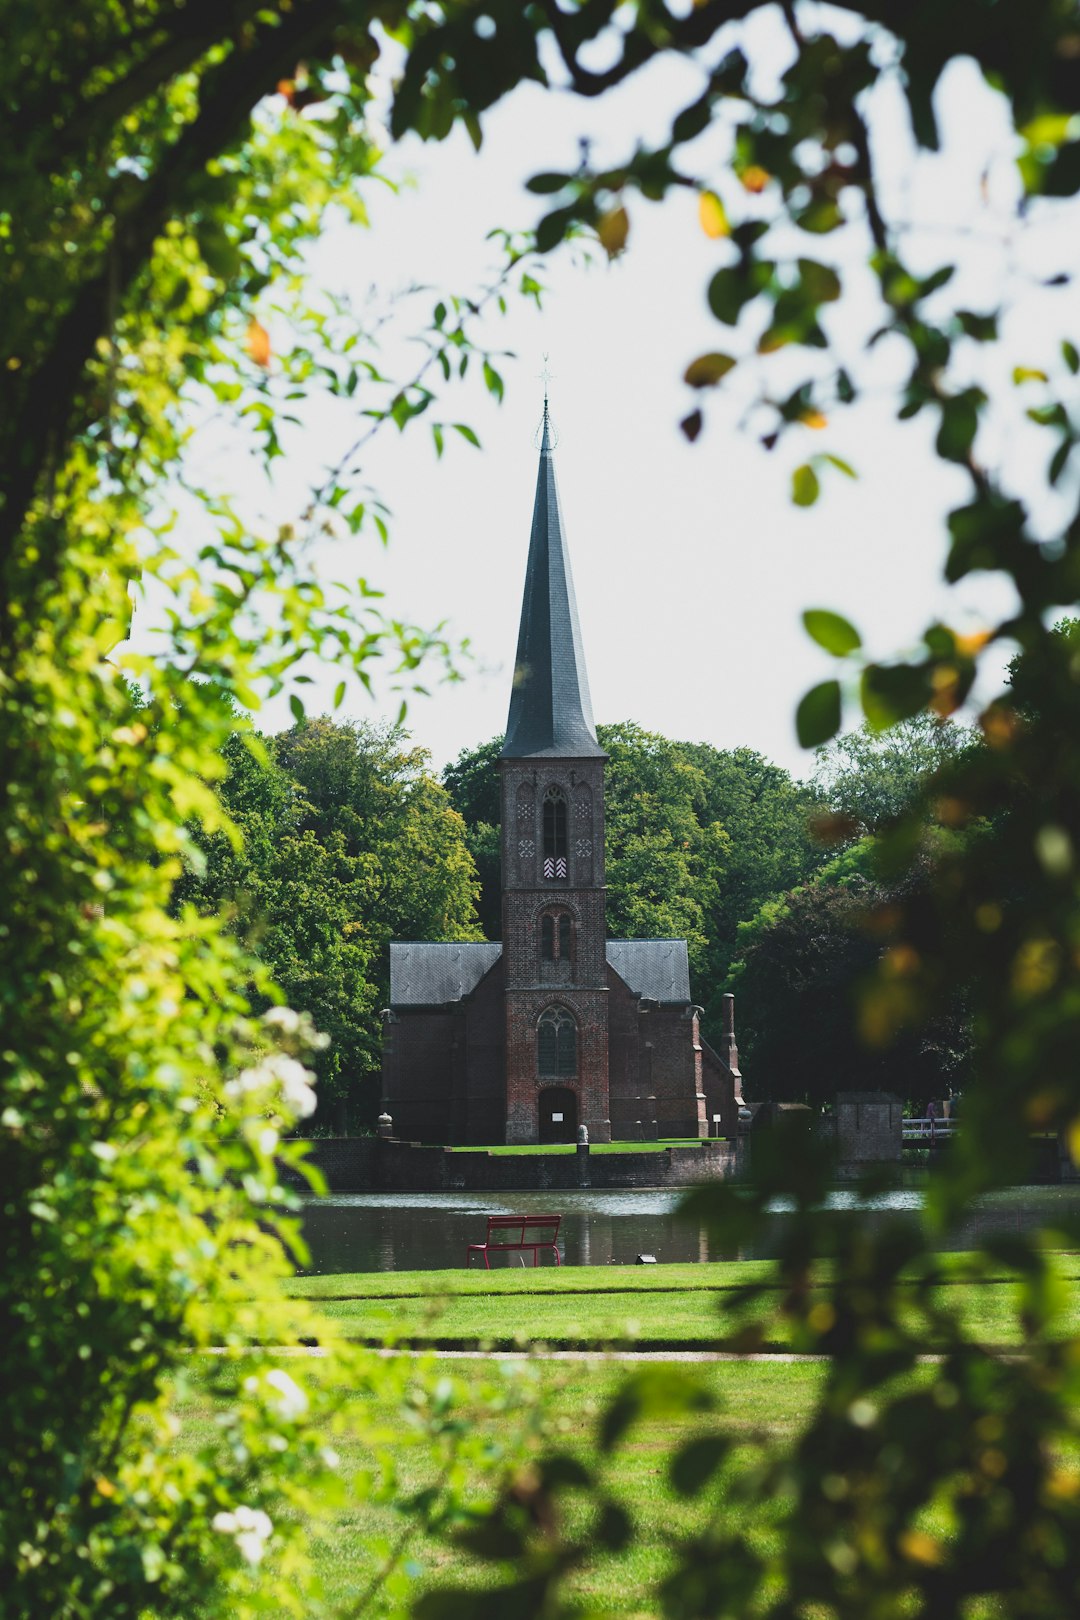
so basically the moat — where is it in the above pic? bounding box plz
[299,1183,1080,1274]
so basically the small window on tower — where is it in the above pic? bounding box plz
[543,787,568,878]
[539,909,574,971]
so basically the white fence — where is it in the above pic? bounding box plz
[902,1116,957,1143]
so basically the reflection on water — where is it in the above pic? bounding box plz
[299,1184,1080,1275]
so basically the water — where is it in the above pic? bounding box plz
[299,1184,1080,1274]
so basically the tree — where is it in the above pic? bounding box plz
[813,714,979,836]
[732,849,972,1106]
[440,735,506,941]
[179,719,482,1128]
[0,10,526,1614]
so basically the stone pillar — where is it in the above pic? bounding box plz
[576,1138,591,1187]
[722,993,743,1101]
[377,1112,393,1140]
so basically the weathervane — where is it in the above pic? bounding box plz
[535,353,559,448]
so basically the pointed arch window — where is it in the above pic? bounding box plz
[543,786,568,878]
[537,1007,577,1079]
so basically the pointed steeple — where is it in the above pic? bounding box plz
[501,403,604,759]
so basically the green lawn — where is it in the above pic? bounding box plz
[285,1257,1080,1351]
[480,1138,710,1155]
[177,1354,829,1616]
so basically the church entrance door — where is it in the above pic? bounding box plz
[538,1087,577,1145]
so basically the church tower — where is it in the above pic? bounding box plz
[383,402,739,1148]
[498,402,612,1144]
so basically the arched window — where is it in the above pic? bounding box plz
[558,913,572,961]
[537,1007,577,1079]
[541,914,555,961]
[543,787,568,878]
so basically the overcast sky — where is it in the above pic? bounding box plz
[157,14,1080,779]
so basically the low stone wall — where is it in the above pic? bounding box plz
[283,1137,746,1193]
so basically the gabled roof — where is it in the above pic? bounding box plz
[389,942,501,1006]
[389,938,692,1007]
[607,939,691,1003]
[501,403,605,760]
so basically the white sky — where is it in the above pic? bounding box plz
[151,14,1080,780]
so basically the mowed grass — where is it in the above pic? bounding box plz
[481,1138,709,1155]
[177,1354,829,1615]
[286,1257,1080,1351]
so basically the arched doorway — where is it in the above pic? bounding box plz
[539,1086,578,1145]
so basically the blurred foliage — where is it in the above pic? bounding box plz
[732,838,974,1106]
[7,0,1080,1617]
[0,2,533,1614]
[177,717,482,1127]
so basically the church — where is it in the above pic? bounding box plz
[380,403,743,1145]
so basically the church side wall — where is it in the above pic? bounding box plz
[462,968,506,1144]
[381,1009,458,1144]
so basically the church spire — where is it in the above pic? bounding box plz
[501,402,604,760]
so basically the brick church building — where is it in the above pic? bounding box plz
[380,404,743,1145]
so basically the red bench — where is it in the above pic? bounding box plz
[467,1213,562,1269]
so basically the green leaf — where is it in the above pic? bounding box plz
[956,309,999,342]
[821,453,857,479]
[1013,366,1049,384]
[526,172,570,195]
[1049,438,1073,486]
[536,205,574,253]
[797,257,841,304]
[792,464,820,507]
[1063,340,1080,375]
[794,196,844,234]
[288,694,305,723]
[333,681,346,709]
[452,423,481,448]
[482,360,504,401]
[597,1500,634,1549]
[936,393,980,464]
[683,352,737,388]
[707,268,753,325]
[803,609,861,657]
[670,1434,731,1497]
[860,663,933,730]
[796,680,842,747]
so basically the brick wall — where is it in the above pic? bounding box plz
[281,1137,747,1193]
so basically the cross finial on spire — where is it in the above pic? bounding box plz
[535,354,558,451]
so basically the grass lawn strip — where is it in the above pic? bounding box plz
[288,1253,1080,1301]
[285,1259,1080,1352]
[481,1138,707,1154]
[174,1354,831,1615]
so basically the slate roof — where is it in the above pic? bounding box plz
[389,942,501,1006]
[606,939,691,1003]
[501,403,605,760]
[389,938,691,1007]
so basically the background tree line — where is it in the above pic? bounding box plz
[184,710,984,1124]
